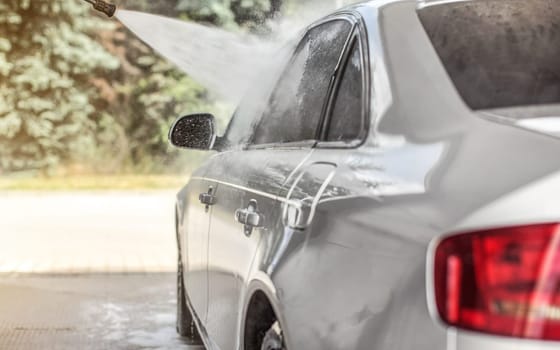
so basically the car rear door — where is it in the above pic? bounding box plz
[203,17,355,350]
[281,19,371,218]
[275,19,386,348]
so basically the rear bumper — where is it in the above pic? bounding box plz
[454,329,560,350]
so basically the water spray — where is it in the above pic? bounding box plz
[83,0,117,18]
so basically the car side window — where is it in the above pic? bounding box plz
[326,38,364,142]
[251,20,353,145]
[220,40,296,148]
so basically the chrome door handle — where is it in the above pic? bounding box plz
[199,186,216,212]
[235,199,264,236]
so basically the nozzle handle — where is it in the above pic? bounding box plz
[85,0,116,18]
[93,0,116,17]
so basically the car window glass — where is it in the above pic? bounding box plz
[252,20,352,145]
[418,0,560,110]
[221,40,297,148]
[327,39,364,142]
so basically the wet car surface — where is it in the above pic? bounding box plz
[169,0,560,349]
[0,274,202,350]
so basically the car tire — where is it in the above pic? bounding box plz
[261,321,285,350]
[176,255,203,345]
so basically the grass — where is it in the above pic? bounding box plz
[0,175,189,191]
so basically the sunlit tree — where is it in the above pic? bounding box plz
[0,0,119,173]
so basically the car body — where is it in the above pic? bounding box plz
[172,0,560,349]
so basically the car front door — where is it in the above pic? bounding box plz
[203,17,355,350]
[180,170,218,325]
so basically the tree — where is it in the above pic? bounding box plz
[0,0,355,174]
[175,0,282,30]
[0,0,119,173]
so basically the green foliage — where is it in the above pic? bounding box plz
[0,0,347,175]
[123,0,282,30]
[176,0,236,27]
[0,0,118,173]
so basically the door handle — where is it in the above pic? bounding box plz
[199,186,216,212]
[235,199,264,236]
[283,162,337,229]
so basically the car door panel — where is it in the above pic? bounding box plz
[203,148,311,350]
[181,177,218,324]
[205,180,246,348]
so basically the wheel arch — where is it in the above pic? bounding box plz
[242,278,288,350]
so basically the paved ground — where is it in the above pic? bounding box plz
[0,191,178,274]
[0,192,204,348]
[0,273,204,350]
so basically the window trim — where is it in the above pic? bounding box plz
[316,11,371,150]
[246,140,316,151]
[246,15,358,150]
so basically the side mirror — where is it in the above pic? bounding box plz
[169,113,217,150]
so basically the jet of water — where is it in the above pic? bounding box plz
[115,0,361,103]
[116,10,277,103]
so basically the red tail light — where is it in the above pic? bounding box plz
[434,223,560,341]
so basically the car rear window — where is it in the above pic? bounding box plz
[417,0,560,110]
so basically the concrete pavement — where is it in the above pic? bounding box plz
[0,273,204,350]
[0,191,179,274]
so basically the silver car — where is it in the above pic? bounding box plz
[169,0,560,349]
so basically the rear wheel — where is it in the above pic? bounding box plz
[176,255,203,344]
[261,322,285,350]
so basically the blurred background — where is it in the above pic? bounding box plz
[0,0,356,273]
[0,0,356,183]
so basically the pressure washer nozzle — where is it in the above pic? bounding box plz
[84,0,117,18]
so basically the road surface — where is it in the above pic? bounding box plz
[0,192,204,348]
[0,273,203,350]
[0,191,178,274]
